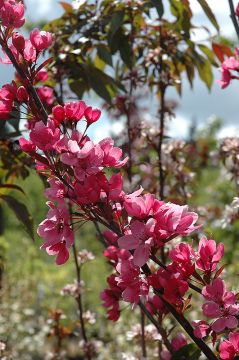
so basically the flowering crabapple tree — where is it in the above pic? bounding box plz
[1,1,239,359]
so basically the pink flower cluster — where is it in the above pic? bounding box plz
[194,278,239,338]
[0,0,25,29]
[0,2,54,121]
[218,55,239,89]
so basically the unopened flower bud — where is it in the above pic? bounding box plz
[12,32,25,53]
[17,86,28,102]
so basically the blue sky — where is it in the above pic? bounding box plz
[1,0,239,140]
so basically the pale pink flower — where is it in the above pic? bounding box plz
[38,202,74,251]
[19,137,36,153]
[99,138,128,168]
[202,278,239,333]
[193,320,211,338]
[118,219,155,267]
[155,203,200,239]
[64,100,86,122]
[30,120,60,151]
[116,257,149,303]
[37,86,54,106]
[45,178,65,202]
[23,39,37,62]
[30,28,53,51]
[196,237,224,273]
[124,193,156,219]
[47,241,70,265]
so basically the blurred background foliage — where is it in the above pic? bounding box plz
[1,0,239,359]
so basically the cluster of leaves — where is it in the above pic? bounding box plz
[44,0,226,104]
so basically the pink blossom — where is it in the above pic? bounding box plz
[196,237,224,273]
[172,333,187,351]
[202,279,239,333]
[223,57,239,70]
[0,82,17,102]
[100,275,122,321]
[193,320,211,338]
[118,219,155,267]
[12,32,25,53]
[155,203,200,240]
[61,139,104,180]
[19,137,36,153]
[29,120,60,151]
[36,68,49,82]
[84,106,101,125]
[64,101,86,122]
[116,257,149,303]
[37,86,54,106]
[103,230,118,245]
[99,138,128,168]
[74,174,101,204]
[38,202,74,249]
[52,104,65,125]
[45,178,65,202]
[0,1,25,29]
[218,67,232,89]
[219,332,239,360]
[0,100,12,119]
[30,28,53,51]
[0,44,20,64]
[146,295,166,315]
[107,173,124,201]
[169,243,195,278]
[47,241,69,265]
[148,268,188,306]
[124,193,156,219]
[103,246,130,265]
[23,40,37,63]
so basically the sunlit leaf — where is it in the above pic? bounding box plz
[59,1,73,13]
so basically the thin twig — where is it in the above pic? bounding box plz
[139,302,173,353]
[72,243,91,360]
[228,0,239,39]
[140,307,147,358]
[155,291,218,360]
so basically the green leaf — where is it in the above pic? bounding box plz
[0,184,25,195]
[119,35,132,68]
[68,79,88,99]
[198,44,216,64]
[195,54,213,90]
[87,67,113,104]
[197,0,219,31]
[150,0,164,18]
[97,45,113,67]
[1,195,34,240]
[110,11,125,38]
[172,344,201,360]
